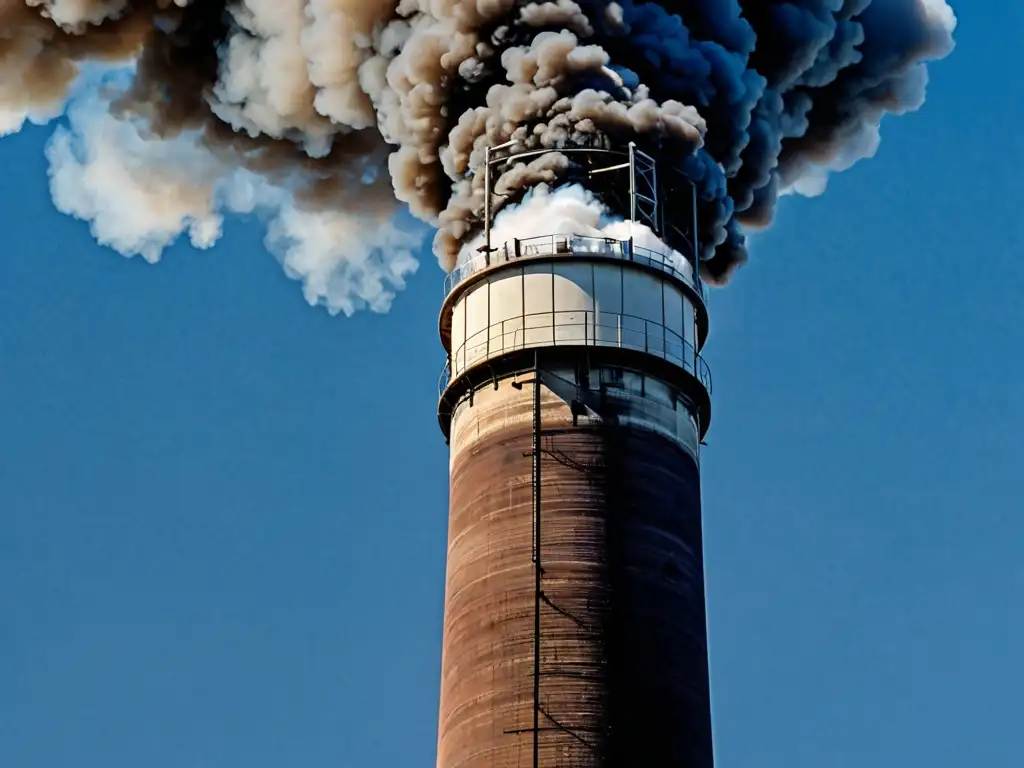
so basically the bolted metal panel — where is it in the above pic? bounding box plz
[437,379,713,768]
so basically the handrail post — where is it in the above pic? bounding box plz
[629,141,637,240]
[484,145,492,253]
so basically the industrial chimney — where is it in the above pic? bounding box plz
[435,142,714,767]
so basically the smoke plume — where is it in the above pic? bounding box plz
[0,0,956,310]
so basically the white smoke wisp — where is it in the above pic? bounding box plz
[1,106,46,137]
[26,0,130,31]
[47,93,225,262]
[265,202,421,317]
[920,0,958,34]
[464,184,694,280]
[47,84,423,316]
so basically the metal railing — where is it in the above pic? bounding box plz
[438,309,712,397]
[444,234,707,304]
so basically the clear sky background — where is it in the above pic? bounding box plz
[2,5,1019,767]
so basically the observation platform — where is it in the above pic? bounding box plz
[437,233,712,441]
[440,233,708,349]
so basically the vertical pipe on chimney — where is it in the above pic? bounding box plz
[531,351,542,768]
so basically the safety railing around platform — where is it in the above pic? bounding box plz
[438,309,712,398]
[444,234,707,304]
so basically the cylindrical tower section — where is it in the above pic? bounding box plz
[435,224,713,767]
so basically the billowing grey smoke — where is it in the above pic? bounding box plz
[0,0,955,311]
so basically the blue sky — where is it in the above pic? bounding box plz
[2,5,1020,767]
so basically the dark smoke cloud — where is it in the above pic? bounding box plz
[0,0,955,308]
